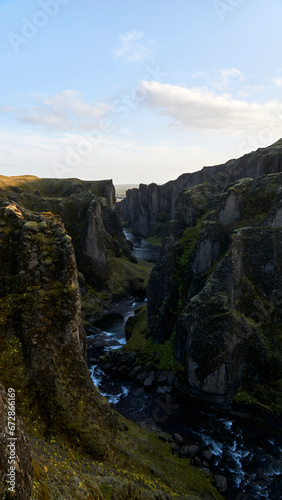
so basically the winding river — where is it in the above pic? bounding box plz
[87,232,282,500]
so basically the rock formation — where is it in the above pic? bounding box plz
[121,140,282,237]
[0,179,223,499]
[147,171,282,410]
[0,202,117,457]
[0,176,135,291]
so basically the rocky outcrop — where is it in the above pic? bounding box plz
[0,176,136,292]
[121,139,282,237]
[147,172,282,409]
[0,185,223,499]
[0,202,117,456]
[0,176,116,209]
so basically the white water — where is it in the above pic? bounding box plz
[88,235,282,499]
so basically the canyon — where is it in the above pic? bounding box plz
[1,140,282,498]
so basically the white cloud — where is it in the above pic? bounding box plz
[237,84,266,98]
[220,68,244,81]
[1,90,112,131]
[113,30,153,63]
[0,105,14,113]
[141,80,282,136]
[43,90,111,119]
[0,128,217,184]
[274,77,282,88]
[210,68,245,91]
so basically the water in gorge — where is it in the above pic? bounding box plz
[87,232,282,500]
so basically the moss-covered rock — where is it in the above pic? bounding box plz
[146,172,282,413]
[0,176,139,298]
[0,201,117,457]
[0,189,223,500]
[121,139,282,238]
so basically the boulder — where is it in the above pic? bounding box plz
[184,445,200,458]
[214,475,228,494]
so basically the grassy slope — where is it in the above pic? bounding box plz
[0,336,222,500]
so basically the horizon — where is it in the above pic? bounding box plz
[1,0,282,185]
[0,136,279,190]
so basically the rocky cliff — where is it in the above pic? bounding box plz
[0,182,222,499]
[0,176,135,294]
[121,140,282,237]
[147,171,282,411]
[0,202,117,454]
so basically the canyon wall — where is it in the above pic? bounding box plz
[147,171,282,409]
[0,176,136,293]
[121,140,282,237]
[0,202,117,457]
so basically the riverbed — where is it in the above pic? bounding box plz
[87,232,282,500]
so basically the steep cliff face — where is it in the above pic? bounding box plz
[0,176,136,293]
[147,173,282,410]
[0,176,116,209]
[0,202,117,457]
[0,184,223,499]
[121,140,282,237]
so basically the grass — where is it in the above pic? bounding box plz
[124,307,184,376]
[178,214,207,267]
[145,235,162,247]
[233,380,282,416]
[0,175,114,202]
[29,413,223,500]
[0,335,221,499]
[107,257,154,297]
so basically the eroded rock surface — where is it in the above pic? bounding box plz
[121,140,282,237]
[0,176,134,290]
[147,171,282,408]
[0,202,117,456]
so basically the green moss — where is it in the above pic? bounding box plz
[81,284,109,321]
[145,235,162,247]
[0,336,25,390]
[107,257,154,297]
[124,307,184,375]
[233,381,282,416]
[0,176,112,201]
[236,176,280,226]
[29,414,223,500]
[23,221,40,232]
[0,336,47,436]
[0,294,17,326]
[0,334,220,499]
[178,213,207,267]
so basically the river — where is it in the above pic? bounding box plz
[87,231,282,500]
[123,229,160,262]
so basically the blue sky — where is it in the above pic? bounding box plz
[1,0,282,185]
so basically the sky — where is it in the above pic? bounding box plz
[1,0,282,185]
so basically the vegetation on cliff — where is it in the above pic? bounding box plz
[145,172,282,414]
[0,178,222,499]
[121,140,282,239]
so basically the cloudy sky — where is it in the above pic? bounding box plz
[1,0,282,185]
